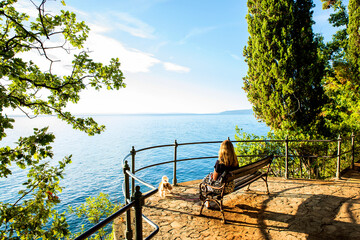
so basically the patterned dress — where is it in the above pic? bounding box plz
[202,160,239,195]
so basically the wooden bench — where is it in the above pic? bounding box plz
[199,155,274,223]
[354,162,360,167]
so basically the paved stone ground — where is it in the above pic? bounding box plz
[115,170,360,240]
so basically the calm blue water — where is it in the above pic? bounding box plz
[0,113,269,231]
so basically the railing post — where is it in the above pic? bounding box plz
[132,186,143,240]
[123,161,133,240]
[131,146,136,195]
[285,136,289,179]
[351,132,355,170]
[336,135,342,180]
[173,140,178,186]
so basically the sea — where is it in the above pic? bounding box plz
[0,112,269,232]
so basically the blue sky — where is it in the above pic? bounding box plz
[15,0,341,114]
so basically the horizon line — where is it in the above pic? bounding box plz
[7,109,254,117]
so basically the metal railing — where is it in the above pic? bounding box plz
[75,133,358,240]
[232,133,358,178]
[74,160,159,240]
[275,133,358,179]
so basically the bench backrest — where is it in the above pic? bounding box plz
[226,155,274,182]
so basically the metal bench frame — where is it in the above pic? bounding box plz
[199,155,274,223]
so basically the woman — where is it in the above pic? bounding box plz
[202,139,239,194]
[212,139,239,181]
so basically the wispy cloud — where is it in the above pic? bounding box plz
[86,32,190,74]
[163,62,190,73]
[13,1,189,75]
[14,1,42,18]
[313,12,331,26]
[83,13,189,73]
[88,23,112,34]
[230,53,242,61]
[150,41,168,53]
[178,26,217,45]
[86,32,160,73]
[112,12,156,39]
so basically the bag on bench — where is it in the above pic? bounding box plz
[201,171,234,195]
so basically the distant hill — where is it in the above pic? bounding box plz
[219,109,253,115]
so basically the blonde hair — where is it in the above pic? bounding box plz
[218,140,238,167]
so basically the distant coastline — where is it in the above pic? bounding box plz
[218,109,253,115]
[7,109,254,117]
[113,109,254,116]
[89,109,254,116]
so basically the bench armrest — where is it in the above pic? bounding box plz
[201,181,225,190]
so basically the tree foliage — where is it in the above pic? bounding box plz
[321,0,349,64]
[347,0,360,73]
[243,0,325,134]
[241,0,359,179]
[1,128,72,239]
[321,0,360,134]
[68,192,121,240]
[0,0,125,238]
[234,127,283,173]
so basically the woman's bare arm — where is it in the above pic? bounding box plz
[212,170,219,181]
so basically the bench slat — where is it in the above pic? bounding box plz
[234,172,265,191]
[227,155,272,182]
[234,155,272,173]
[234,171,262,187]
[199,154,273,223]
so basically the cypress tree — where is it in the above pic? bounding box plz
[345,0,360,129]
[244,0,325,133]
[321,0,349,65]
[347,0,360,74]
[321,0,360,134]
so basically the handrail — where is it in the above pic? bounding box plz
[135,156,219,173]
[125,169,157,190]
[128,136,357,182]
[122,181,129,204]
[178,140,223,146]
[73,189,158,240]
[74,201,136,240]
[122,168,159,240]
[132,139,341,154]
[135,160,175,173]
[126,137,355,185]
[142,214,160,240]
[136,144,175,152]
[77,134,357,240]
[122,152,132,162]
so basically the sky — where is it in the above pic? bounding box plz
[11,0,341,114]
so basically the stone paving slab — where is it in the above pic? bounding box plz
[115,170,360,240]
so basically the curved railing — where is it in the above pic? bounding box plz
[75,133,358,240]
